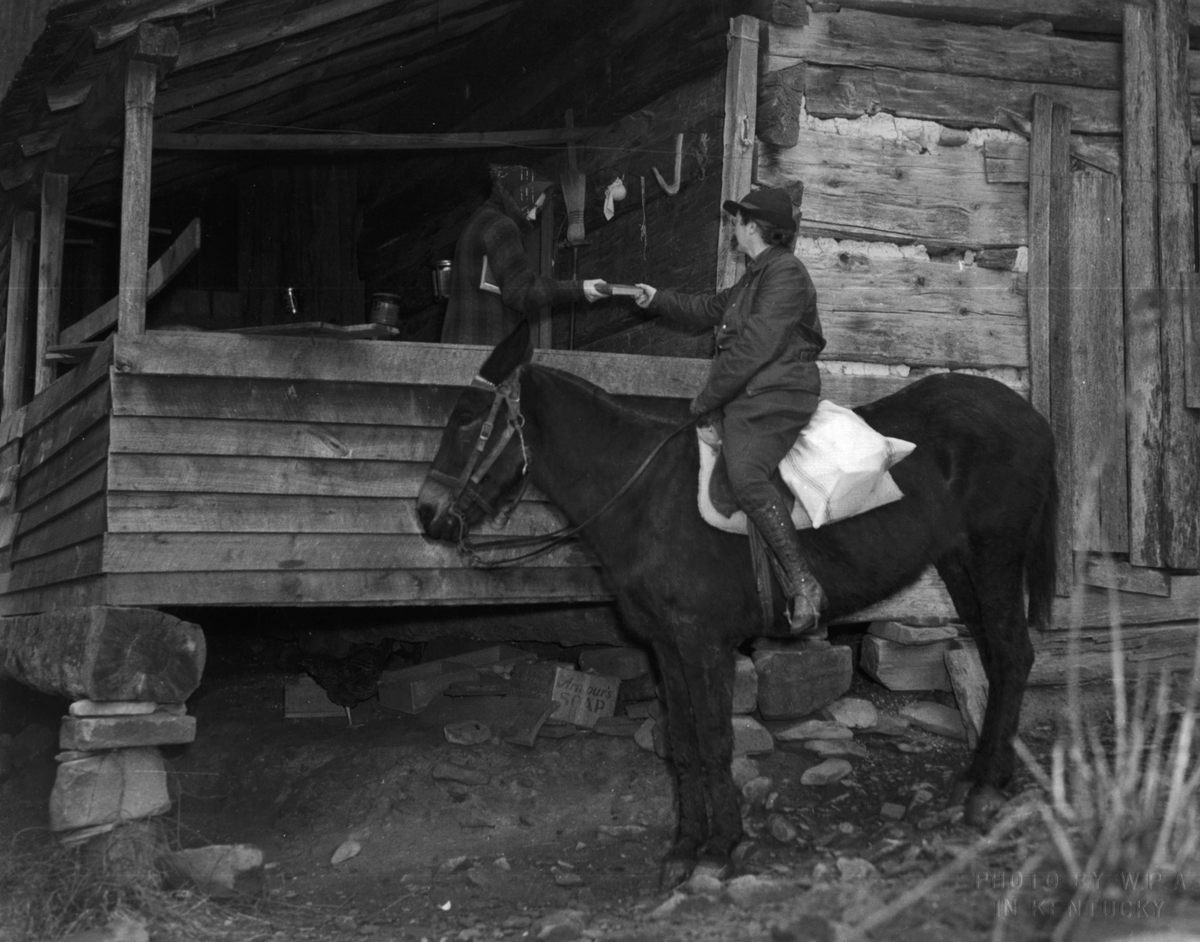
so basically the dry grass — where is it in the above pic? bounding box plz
[1007,606,1200,941]
[0,820,312,942]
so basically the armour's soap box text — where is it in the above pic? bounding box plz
[513,662,619,728]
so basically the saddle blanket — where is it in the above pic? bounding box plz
[698,399,916,535]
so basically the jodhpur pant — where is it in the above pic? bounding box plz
[721,388,819,512]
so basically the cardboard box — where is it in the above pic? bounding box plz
[378,660,480,714]
[512,662,619,729]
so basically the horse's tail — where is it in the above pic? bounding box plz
[1026,460,1059,631]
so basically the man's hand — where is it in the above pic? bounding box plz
[633,283,656,309]
[582,279,606,302]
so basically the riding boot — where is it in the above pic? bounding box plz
[742,495,828,638]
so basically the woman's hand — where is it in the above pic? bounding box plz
[634,283,656,309]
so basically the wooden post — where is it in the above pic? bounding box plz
[1027,94,1054,425]
[717,15,760,289]
[1029,93,1075,595]
[1123,3,1163,570]
[2,212,36,420]
[1067,172,1128,556]
[1155,0,1200,569]
[538,197,555,349]
[115,25,179,337]
[1048,101,1074,595]
[35,172,68,394]
[117,57,158,336]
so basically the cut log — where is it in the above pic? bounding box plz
[0,606,205,701]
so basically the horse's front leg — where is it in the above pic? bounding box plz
[651,639,710,889]
[652,631,741,887]
[687,641,741,873]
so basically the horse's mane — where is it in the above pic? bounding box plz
[530,363,687,430]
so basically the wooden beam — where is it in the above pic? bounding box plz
[1080,554,1171,598]
[61,217,202,347]
[35,173,69,394]
[718,15,761,289]
[90,0,240,48]
[1187,267,1200,408]
[1067,171,1128,555]
[537,197,555,349]
[826,0,1200,39]
[0,606,205,701]
[173,0,432,70]
[1124,3,1164,569]
[154,0,520,135]
[153,128,600,152]
[1027,93,1054,425]
[117,58,159,337]
[2,212,36,420]
[1156,0,1200,569]
[766,11,1121,88]
[1047,99,1074,595]
[805,61,1130,137]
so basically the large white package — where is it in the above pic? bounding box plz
[778,400,915,528]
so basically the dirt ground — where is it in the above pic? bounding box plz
[0,627,1108,942]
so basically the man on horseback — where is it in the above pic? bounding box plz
[632,186,828,638]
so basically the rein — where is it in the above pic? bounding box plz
[435,369,693,569]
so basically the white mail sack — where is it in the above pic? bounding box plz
[779,400,915,528]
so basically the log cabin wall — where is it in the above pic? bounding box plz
[563,3,1200,599]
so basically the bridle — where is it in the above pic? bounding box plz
[425,371,532,538]
[427,366,693,568]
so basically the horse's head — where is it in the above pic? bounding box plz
[417,321,535,543]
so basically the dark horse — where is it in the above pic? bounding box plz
[417,321,1057,887]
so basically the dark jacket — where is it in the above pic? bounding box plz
[650,245,824,415]
[440,195,584,345]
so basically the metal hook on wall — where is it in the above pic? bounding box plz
[652,132,684,196]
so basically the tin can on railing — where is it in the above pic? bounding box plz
[368,292,402,326]
[431,260,452,301]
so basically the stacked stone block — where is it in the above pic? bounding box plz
[51,699,197,844]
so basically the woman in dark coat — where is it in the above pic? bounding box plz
[441,164,603,345]
[633,186,827,637]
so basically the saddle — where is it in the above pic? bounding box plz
[697,400,915,631]
[697,399,915,535]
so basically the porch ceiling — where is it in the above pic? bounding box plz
[0,0,736,270]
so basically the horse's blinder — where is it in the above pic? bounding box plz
[427,371,531,530]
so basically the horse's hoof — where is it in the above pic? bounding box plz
[963,785,1006,828]
[730,838,757,870]
[684,860,729,895]
[658,855,697,892]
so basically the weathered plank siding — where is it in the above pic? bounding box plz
[0,329,960,620]
[101,332,608,608]
[1,337,114,612]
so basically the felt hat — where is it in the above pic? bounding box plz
[722,186,796,231]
